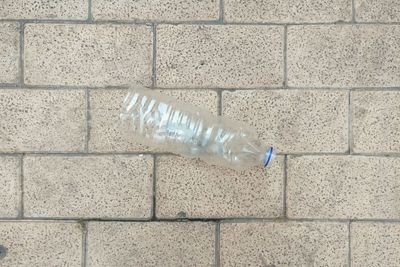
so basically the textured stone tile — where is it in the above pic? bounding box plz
[352,91,400,153]
[355,0,400,22]
[87,222,215,267]
[223,90,348,153]
[24,24,152,86]
[89,89,218,152]
[287,156,400,219]
[157,25,284,88]
[92,0,219,22]
[220,222,348,266]
[288,25,400,87]
[24,155,153,219]
[0,221,81,266]
[156,155,284,218]
[0,23,19,84]
[225,0,351,23]
[351,222,400,267]
[0,157,20,218]
[0,89,85,152]
[0,0,87,19]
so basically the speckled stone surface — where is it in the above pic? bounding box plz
[352,91,400,153]
[225,0,351,23]
[351,222,400,267]
[157,25,284,88]
[0,157,20,218]
[0,221,82,266]
[0,0,87,19]
[87,222,215,267]
[156,155,284,218]
[288,25,400,87]
[89,89,218,152]
[0,89,85,152]
[223,90,348,154]
[23,155,153,219]
[92,0,219,22]
[24,24,152,86]
[220,221,349,266]
[2,0,400,264]
[0,23,19,84]
[355,0,400,22]
[287,156,400,219]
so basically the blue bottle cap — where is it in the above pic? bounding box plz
[263,147,274,168]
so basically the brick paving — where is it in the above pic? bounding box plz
[0,0,400,266]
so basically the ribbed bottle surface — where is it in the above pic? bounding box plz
[120,87,274,171]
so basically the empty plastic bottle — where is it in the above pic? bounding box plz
[120,86,275,171]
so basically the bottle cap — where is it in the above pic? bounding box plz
[263,147,274,168]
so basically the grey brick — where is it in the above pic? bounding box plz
[0,221,82,267]
[24,155,153,219]
[92,0,219,22]
[0,0,87,19]
[0,23,19,84]
[24,24,152,86]
[157,25,284,88]
[288,25,400,87]
[220,222,349,266]
[0,157,20,218]
[352,91,400,153]
[87,222,215,267]
[0,89,85,152]
[89,89,218,152]
[225,0,351,23]
[223,90,348,154]
[287,156,400,219]
[156,155,284,218]
[351,222,400,267]
[355,0,400,22]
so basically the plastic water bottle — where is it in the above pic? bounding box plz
[120,87,275,171]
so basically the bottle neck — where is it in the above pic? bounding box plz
[263,147,274,168]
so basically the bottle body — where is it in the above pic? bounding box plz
[120,87,274,171]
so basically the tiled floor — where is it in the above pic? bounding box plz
[0,0,400,266]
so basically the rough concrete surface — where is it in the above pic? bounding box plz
[0,0,399,266]
[0,23,19,84]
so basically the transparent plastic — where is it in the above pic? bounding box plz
[120,86,275,171]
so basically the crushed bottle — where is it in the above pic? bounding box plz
[120,86,275,171]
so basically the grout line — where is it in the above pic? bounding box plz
[0,217,219,222]
[0,85,128,90]
[80,221,88,267]
[350,87,400,91]
[3,151,400,157]
[348,221,352,267]
[219,218,400,223]
[217,90,222,115]
[351,0,356,23]
[219,0,224,23]
[19,22,25,87]
[152,155,157,220]
[151,23,157,88]
[283,155,288,218]
[283,25,288,88]
[87,0,93,22]
[1,84,400,91]
[3,19,400,26]
[280,152,400,156]
[0,83,18,88]
[2,217,400,223]
[19,155,24,219]
[348,91,353,154]
[215,222,221,267]
[6,152,166,156]
[85,88,90,153]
